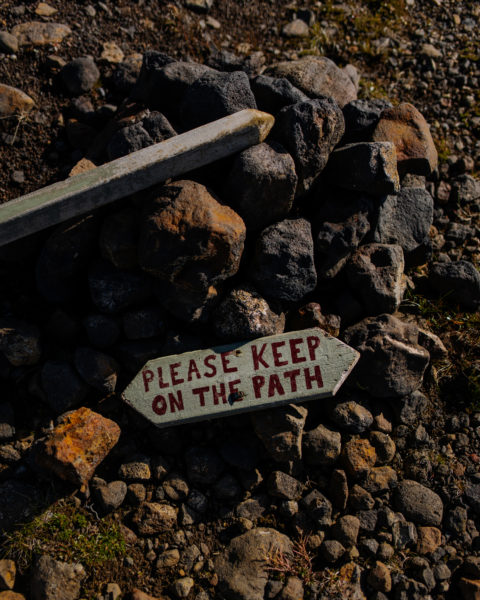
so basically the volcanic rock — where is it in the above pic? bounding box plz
[12,22,71,46]
[0,84,34,117]
[250,218,317,302]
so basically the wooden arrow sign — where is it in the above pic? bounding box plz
[122,328,359,428]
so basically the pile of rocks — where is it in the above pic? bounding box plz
[0,48,479,600]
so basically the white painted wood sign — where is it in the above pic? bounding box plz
[122,328,359,427]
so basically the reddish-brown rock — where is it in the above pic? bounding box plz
[416,526,442,554]
[34,407,121,486]
[0,592,25,600]
[372,102,438,176]
[138,180,246,321]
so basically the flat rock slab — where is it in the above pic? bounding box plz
[0,84,34,117]
[11,22,71,46]
[123,328,359,428]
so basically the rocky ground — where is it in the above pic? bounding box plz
[0,1,479,600]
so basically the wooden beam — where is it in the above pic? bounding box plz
[0,109,274,246]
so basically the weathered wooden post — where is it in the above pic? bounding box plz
[0,109,274,246]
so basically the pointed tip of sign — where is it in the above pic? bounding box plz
[332,346,361,396]
[249,109,275,142]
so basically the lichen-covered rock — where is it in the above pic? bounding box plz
[215,528,293,600]
[33,407,121,486]
[138,180,246,321]
[250,218,317,302]
[223,141,297,230]
[264,56,357,108]
[272,98,345,195]
[213,286,285,341]
[342,438,377,478]
[343,314,430,398]
[372,102,438,175]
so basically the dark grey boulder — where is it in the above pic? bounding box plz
[302,423,342,466]
[264,56,357,108]
[130,50,175,102]
[134,58,211,116]
[223,141,297,230]
[302,489,333,527]
[41,360,88,413]
[83,314,120,349]
[88,260,152,314]
[36,215,98,303]
[122,306,166,340]
[449,174,480,205]
[141,111,177,141]
[346,243,405,315]
[327,397,374,433]
[0,317,41,367]
[214,286,285,341]
[100,208,138,270]
[371,187,434,259]
[272,98,345,195]
[250,74,309,115]
[106,123,152,160]
[60,57,100,95]
[315,192,373,279]
[394,479,443,526]
[74,347,119,394]
[429,260,480,310]
[342,98,392,143]
[325,142,400,196]
[250,218,317,302]
[343,314,430,398]
[185,446,224,486]
[180,70,257,130]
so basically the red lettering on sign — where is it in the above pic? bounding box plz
[170,362,184,385]
[169,390,184,413]
[157,367,169,389]
[252,375,265,399]
[272,341,288,367]
[192,386,210,407]
[268,374,285,398]
[307,335,321,361]
[228,379,242,399]
[187,359,201,381]
[142,369,154,392]
[203,354,217,378]
[213,383,226,405]
[251,343,268,370]
[304,365,324,390]
[221,351,238,373]
[289,338,306,364]
[284,369,301,392]
[152,395,167,415]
